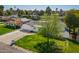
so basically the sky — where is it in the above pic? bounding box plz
[4,5,79,11]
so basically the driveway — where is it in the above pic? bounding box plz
[0,42,25,53]
[0,29,34,53]
[0,30,34,45]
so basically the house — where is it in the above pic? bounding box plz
[20,18,31,24]
[10,15,18,19]
[6,18,23,28]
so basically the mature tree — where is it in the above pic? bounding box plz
[0,5,4,10]
[10,8,13,12]
[32,9,39,15]
[39,10,44,16]
[40,15,64,38]
[0,5,4,16]
[16,8,20,16]
[55,8,58,13]
[25,10,33,19]
[5,10,12,16]
[25,10,28,15]
[10,8,14,15]
[33,9,44,16]
[17,9,25,17]
[39,14,64,50]
[4,8,14,16]
[28,10,33,14]
[65,12,79,39]
[59,9,65,16]
[46,6,52,15]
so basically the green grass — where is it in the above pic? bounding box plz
[40,13,59,21]
[16,35,47,52]
[16,34,79,53]
[0,23,15,35]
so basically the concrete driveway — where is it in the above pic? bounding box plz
[0,30,34,45]
[0,42,25,53]
[0,30,34,53]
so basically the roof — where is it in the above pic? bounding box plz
[20,18,31,22]
[10,15,18,18]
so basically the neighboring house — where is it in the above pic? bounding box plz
[30,13,40,20]
[15,18,23,26]
[20,18,31,24]
[10,15,18,19]
[6,17,31,28]
[6,18,23,27]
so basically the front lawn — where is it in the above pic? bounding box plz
[0,23,15,35]
[16,34,79,53]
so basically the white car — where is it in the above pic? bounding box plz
[20,24,38,32]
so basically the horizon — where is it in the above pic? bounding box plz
[4,5,79,11]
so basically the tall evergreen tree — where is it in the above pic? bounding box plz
[46,6,52,16]
[0,5,4,16]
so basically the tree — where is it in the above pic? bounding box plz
[4,8,14,16]
[5,10,12,16]
[32,9,40,15]
[25,10,28,15]
[46,6,52,16]
[59,9,65,16]
[10,8,14,15]
[17,9,25,17]
[39,15,64,38]
[16,8,20,16]
[65,12,79,40]
[0,5,4,16]
[55,8,58,13]
[39,14,64,51]
[39,10,44,16]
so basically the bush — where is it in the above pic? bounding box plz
[5,25,20,29]
[34,41,62,53]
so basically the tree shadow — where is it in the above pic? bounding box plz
[66,39,79,45]
[20,29,36,33]
[34,41,63,53]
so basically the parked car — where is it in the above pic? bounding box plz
[20,24,38,33]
